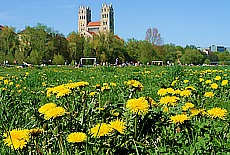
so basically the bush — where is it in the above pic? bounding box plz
[53,54,64,65]
[204,59,210,65]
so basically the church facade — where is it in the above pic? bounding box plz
[78,3,114,37]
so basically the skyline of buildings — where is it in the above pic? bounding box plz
[77,3,114,38]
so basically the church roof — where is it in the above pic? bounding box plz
[87,21,100,26]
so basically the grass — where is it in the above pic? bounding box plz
[0,65,230,154]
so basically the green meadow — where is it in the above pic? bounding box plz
[0,65,230,154]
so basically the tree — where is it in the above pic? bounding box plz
[125,38,140,62]
[0,26,18,63]
[138,40,156,64]
[163,44,177,63]
[16,26,51,64]
[52,34,69,63]
[145,27,163,46]
[180,49,203,65]
[217,51,230,62]
[16,28,33,63]
[67,31,84,64]
[53,53,64,65]
[208,52,218,62]
[204,59,211,65]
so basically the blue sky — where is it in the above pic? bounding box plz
[1,0,229,47]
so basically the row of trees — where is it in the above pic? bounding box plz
[0,24,230,66]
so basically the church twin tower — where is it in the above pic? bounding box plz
[78,3,114,37]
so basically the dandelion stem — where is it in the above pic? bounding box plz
[134,115,137,140]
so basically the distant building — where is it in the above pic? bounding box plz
[209,45,226,52]
[78,3,114,38]
[197,47,210,55]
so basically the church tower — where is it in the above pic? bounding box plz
[78,5,91,33]
[100,3,114,33]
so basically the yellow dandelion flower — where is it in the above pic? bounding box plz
[214,76,221,80]
[124,80,143,91]
[183,80,189,83]
[180,90,192,97]
[38,103,57,115]
[3,129,30,149]
[211,83,218,89]
[166,88,174,94]
[67,132,87,143]
[101,85,110,91]
[207,107,227,119]
[159,96,180,106]
[190,108,206,117]
[9,82,14,85]
[157,88,168,96]
[109,119,126,134]
[182,102,194,111]
[126,97,149,115]
[4,79,9,85]
[75,81,89,87]
[44,107,66,120]
[204,92,214,98]
[170,114,190,124]
[110,82,117,86]
[205,80,212,84]
[174,89,181,94]
[90,123,112,138]
[222,80,228,86]
[199,78,204,82]
[56,88,71,98]
[64,83,77,89]
[89,91,98,97]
